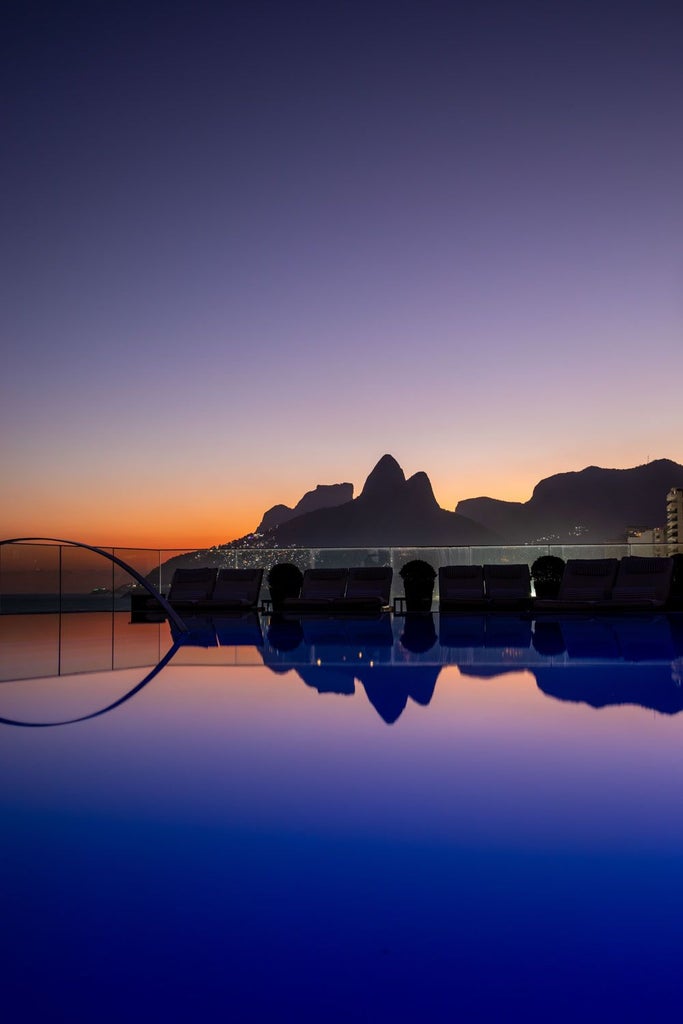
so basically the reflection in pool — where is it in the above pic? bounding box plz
[2,611,683,1020]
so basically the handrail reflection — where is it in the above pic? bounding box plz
[0,640,183,728]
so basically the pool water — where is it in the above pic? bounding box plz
[2,612,683,1022]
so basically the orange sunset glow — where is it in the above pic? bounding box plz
[2,448,671,550]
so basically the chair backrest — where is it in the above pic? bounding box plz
[612,556,673,604]
[438,565,484,601]
[483,564,531,600]
[557,559,618,601]
[300,568,349,600]
[212,568,263,606]
[167,567,218,603]
[345,567,393,602]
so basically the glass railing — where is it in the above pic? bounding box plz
[0,539,673,613]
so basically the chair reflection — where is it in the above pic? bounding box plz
[170,613,263,648]
[439,614,531,650]
[538,615,678,662]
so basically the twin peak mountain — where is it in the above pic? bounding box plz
[242,454,683,547]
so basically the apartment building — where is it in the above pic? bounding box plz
[666,487,683,554]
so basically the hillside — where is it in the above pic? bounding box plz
[456,459,683,543]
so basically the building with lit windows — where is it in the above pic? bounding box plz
[666,487,683,554]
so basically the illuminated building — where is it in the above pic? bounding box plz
[666,487,683,554]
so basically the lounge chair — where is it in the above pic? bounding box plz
[534,558,619,612]
[438,565,486,611]
[210,568,264,610]
[484,564,531,607]
[333,566,393,614]
[610,556,674,609]
[167,567,218,607]
[282,568,349,613]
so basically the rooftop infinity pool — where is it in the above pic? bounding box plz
[2,611,683,1021]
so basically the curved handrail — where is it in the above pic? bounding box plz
[0,639,183,728]
[0,536,188,632]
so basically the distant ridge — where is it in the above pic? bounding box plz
[253,455,496,547]
[456,459,683,543]
[257,482,353,532]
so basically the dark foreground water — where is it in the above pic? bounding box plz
[2,612,683,1022]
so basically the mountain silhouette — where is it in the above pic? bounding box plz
[456,459,683,543]
[533,664,683,716]
[262,455,496,546]
[257,482,353,533]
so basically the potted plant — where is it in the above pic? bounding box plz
[399,559,436,613]
[267,562,303,611]
[530,555,565,599]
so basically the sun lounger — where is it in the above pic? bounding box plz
[167,567,218,607]
[332,566,393,614]
[483,564,531,607]
[210,568,263,609]
[282,568,349,613]
[534,558,619,612]
[438,565,486,610]
[610,556,674,609]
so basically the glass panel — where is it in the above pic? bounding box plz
[549,543,630,561]
[59,611,116,675]
[469,545,549,565]
[113,614,166,671]
[311,548,391,569]
[0,613,60,680]
[0,542,61,613]
[113,548,162,608]
[60,546,114,612]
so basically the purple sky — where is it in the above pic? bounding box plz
[2,0,682,546]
